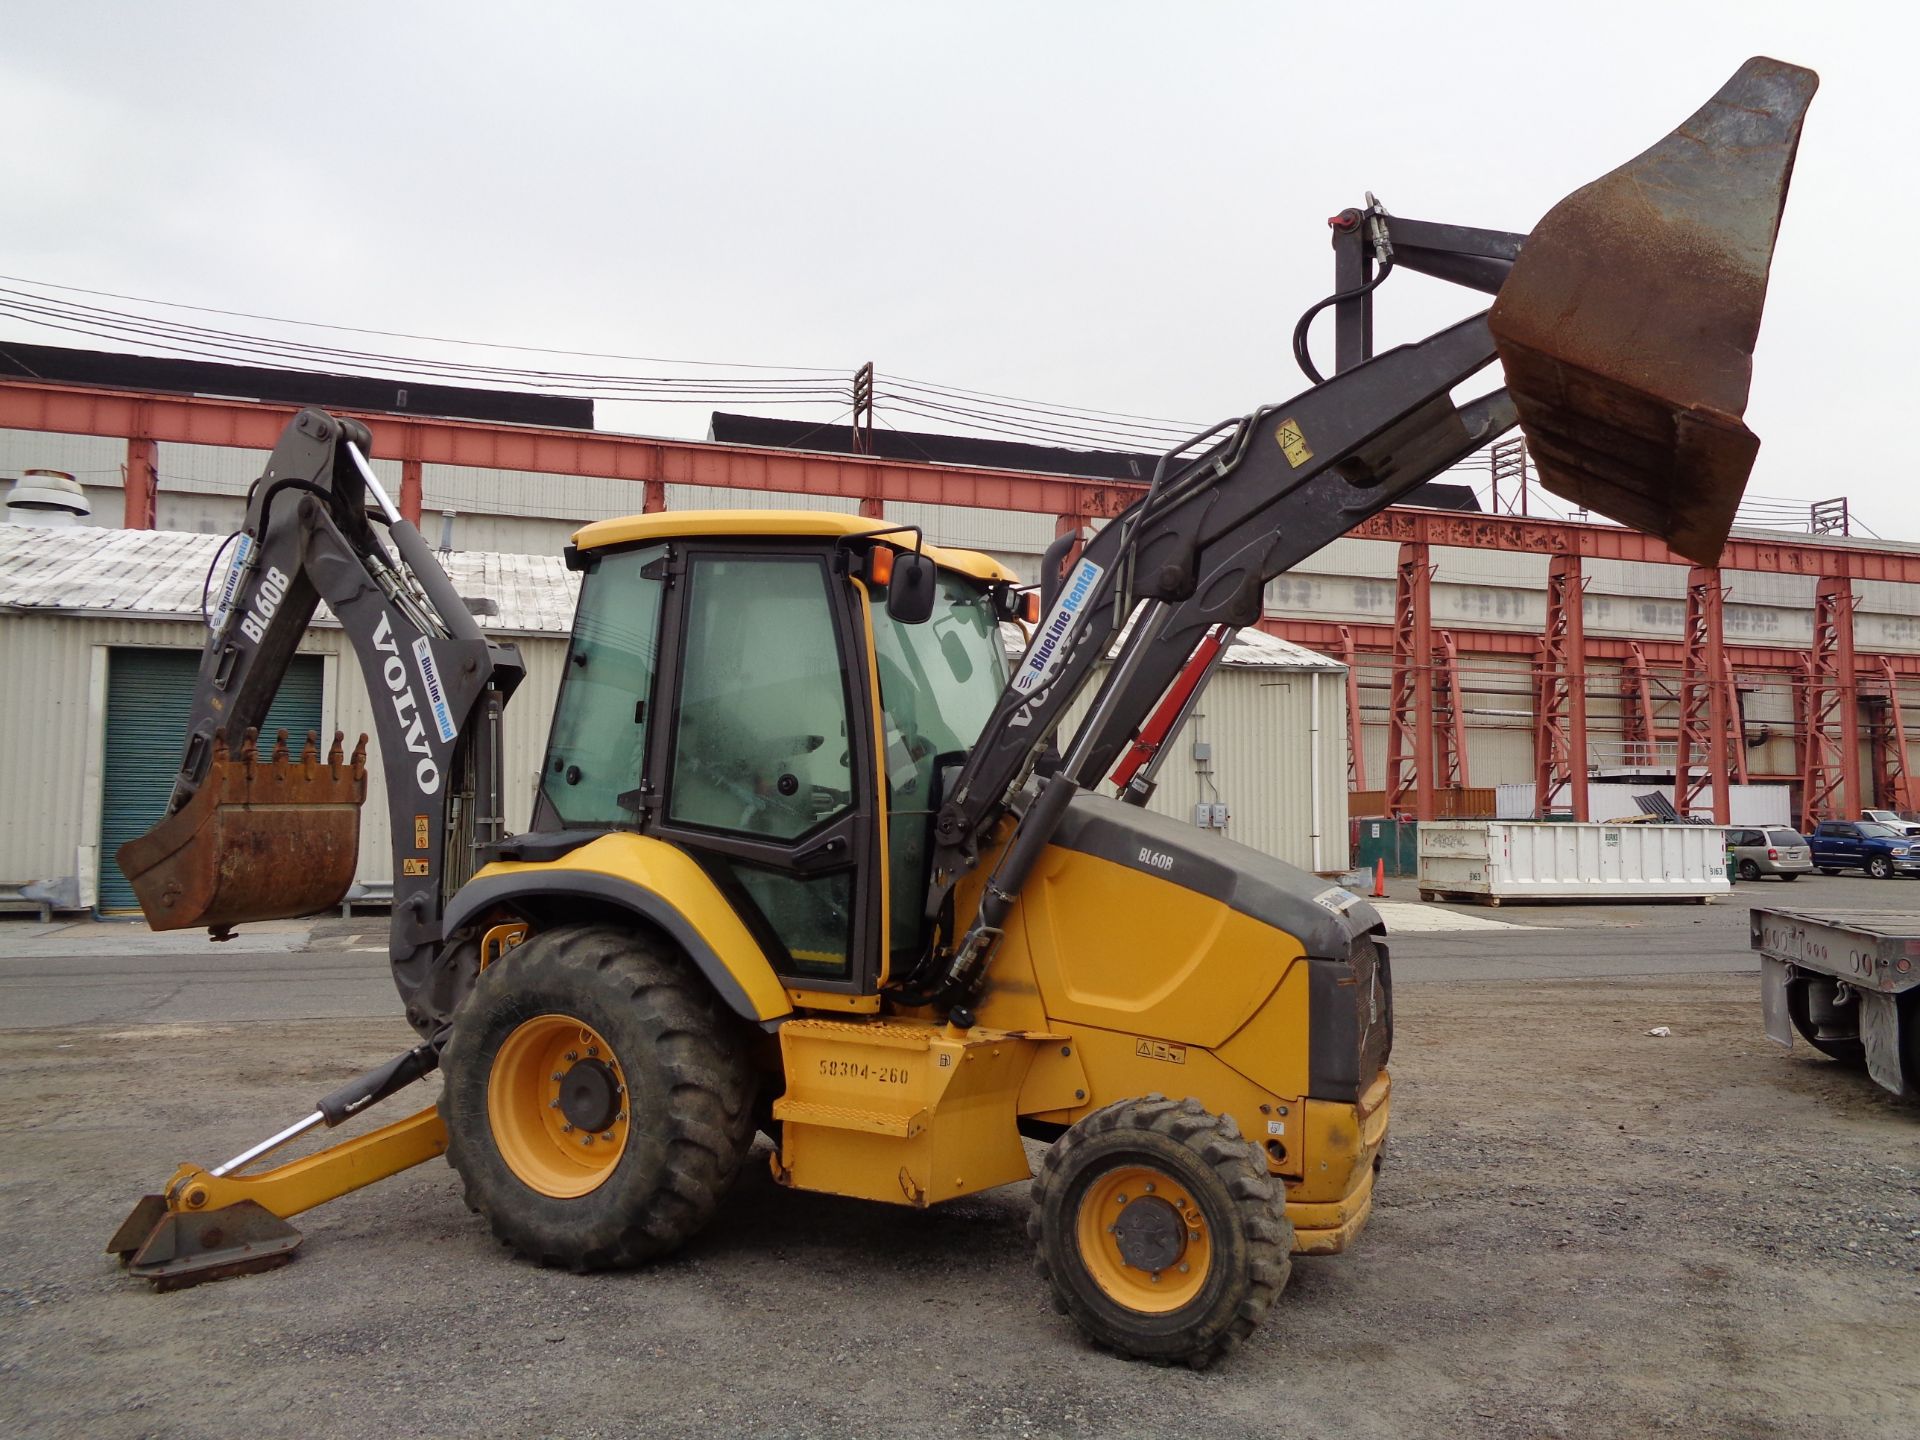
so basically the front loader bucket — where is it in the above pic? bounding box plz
[1488,56,1817,566]
[116,728,368,933]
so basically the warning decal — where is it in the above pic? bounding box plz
[1276,418,1313,468]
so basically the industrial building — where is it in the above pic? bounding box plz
[0,523,1347,914]
[5,342,1920,916]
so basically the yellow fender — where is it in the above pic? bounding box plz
[448,833,793,1024]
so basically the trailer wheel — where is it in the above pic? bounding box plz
[1028,1096,1291,1368]
[440,922,755,1270]
[1787,978,1867,1067]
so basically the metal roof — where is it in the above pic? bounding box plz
[0,523,1343,670]
[0,523,581,636]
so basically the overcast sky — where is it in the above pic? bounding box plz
[4,2,1915,535]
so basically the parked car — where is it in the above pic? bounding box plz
[1808,819,1920,879]
[1860,808,1920,838]
[1724,827,1812,880]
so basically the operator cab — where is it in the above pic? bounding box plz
[531,511,1025,999]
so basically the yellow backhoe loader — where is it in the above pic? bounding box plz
[107,59,1814,1364]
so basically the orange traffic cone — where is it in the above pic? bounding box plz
[1371,859,1387,898]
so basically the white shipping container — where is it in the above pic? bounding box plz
[1417,820,1732,903]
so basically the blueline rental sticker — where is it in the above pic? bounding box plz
[1012,557,1103,694]
[209,532,253,631]
[411,637,459,743]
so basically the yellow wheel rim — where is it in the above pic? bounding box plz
[1074,1163,1211,1314]
[487,1014,631,1198]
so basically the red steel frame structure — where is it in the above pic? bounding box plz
[1797,577,1861,832]
[1382,544,1435,820]
[6,375,1920,825]
[1674,567,1734,823]
[1868,657,1915,815]
[1533,554,1588,820]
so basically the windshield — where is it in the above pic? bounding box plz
[870,569,1010,959]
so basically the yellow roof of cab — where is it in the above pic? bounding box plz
[572,510,1018,584]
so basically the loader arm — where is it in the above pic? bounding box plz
[912,56,1815,1006]
[117,407,525,1040]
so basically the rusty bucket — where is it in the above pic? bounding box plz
[1489,56,1818,566]
[116,728,369,934]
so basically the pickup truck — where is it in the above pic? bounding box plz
[1861,808,1920,838]
[1808,819,1920,878]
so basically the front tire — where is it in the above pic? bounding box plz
[1737,859,1761,881]
[440,923,755,1270]
[1869,856,1894,879]
[1028,1096,1291,1368]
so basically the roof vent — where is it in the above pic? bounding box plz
[4,469,92,526]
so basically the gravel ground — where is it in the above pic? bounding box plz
[1,970,1916,1439]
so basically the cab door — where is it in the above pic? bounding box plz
[644,543,884,997]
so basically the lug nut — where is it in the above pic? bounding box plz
[551,1072,563,1082]
[601,1131,614,1141]
[1115,1193,1127,1205]
[1143,1182,1155,1194]
[562,1124,574,1134]
[564,1050,578,1062]
[582,1136,594,1146]
[1149,1272,1161,1283]
[1178,1263,1190,1274]
[549,1100,560,1110]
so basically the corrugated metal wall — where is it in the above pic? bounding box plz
[1059,664,1349,874]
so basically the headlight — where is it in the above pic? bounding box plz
[1894,848,1910,858]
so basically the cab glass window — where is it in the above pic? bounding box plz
[540,544,664,826]
[668,555,855,839]
[870,569,1009,961]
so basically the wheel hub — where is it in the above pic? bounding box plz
[486,1015,631,1199]
[558,1058,620,1133]
[1074,1164,1211,1314]
[1112,1195,1186,1273]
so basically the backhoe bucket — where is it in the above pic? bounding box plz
[1488,56,1817,566]
[115,728,368,933]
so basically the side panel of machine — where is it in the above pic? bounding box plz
[451,833,793,1023]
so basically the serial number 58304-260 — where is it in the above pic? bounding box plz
[818,1059,911,1084]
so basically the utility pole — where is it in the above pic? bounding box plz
[851,362,875,456]
[1489,437,1527,517]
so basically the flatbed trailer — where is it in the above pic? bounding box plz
[1751,908,1920,1100]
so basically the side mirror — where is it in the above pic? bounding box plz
[886,552,937,625]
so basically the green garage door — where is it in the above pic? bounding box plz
[98,648,324,913]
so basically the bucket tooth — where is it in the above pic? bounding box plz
[1489,56,1818,566]
[115,730,370,932]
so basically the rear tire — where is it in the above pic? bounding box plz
[1029,1096,1291,1368]
[440,923,755,1270]
[1787,979,1867,1067]
[1780,872,1800,881]
[1818,868,1840,876]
